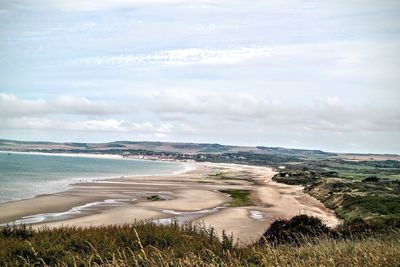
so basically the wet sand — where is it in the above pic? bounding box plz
[0,162,340,245]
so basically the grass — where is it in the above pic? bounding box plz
[320,160,400,181]
[260,232,400,267]
[0,223,232,266]
[1,223,399,266]
[209,172,256,184]
[275,157,400,230]
[343,195,400,215]
[279,159,400,181]
[304,179,400,228]
[146,195,165,201]
[219,189,253,207]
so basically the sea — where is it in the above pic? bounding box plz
[0,151,187,204]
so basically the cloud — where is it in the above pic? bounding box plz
[1,117,122,131]
[73,40,400,81]
[0,116,196,140]
[0,93,47,117]
[76,46,287,66]
[0,93,129,117]
[1,1,399,153]
[154,91,284,119]
[0,93,196,137]
[3,0,222,12]
[153,91,400,133]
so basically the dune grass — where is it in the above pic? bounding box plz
[258,232,400,267]
[1,223,399,266]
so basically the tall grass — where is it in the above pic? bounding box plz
[1,222,399,266]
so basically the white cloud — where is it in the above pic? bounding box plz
[74,40,400,76]
[153,91,400,133]
[1,117,121,131]
[0,93,129,117]
[0,93,47,116]
[0,93,196,136]
[0,116,196,140]
[4,0,223,12]
[53,0,184,11]
[77,46,287,66]
[1,0,399,153]
[154,91,284,119]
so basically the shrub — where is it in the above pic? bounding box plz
[340,216,400,234]
[258,215,337,246]
[362,176,380,182]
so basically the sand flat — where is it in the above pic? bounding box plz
[34,206,167,228]
[139,189,230,211]
[196,207,271,245]
[255,182,339,227]
[0,194,107,224]
[0,162,340,245]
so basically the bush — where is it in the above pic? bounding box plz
[362,176,380,182]
[258,215,337,246]
[340,216,400,234]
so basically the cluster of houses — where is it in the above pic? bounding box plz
[122,151,247,162]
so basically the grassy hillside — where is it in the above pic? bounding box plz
[305,179,400,228]
[1,222,399,267]
[4,139,396,160]
[273,158,400,229]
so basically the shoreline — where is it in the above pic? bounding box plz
[0,150,197,165]
[0,163,213,226]
[0,150,125,160]
[0,151,194,205]
[0,161,340,245]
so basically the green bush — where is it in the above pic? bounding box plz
[362,176,380,182]
[258,215,337,246]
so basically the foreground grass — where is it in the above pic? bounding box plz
[1,223,399,266]
[260,232,400,267]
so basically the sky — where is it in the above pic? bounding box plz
[0,0,399,154]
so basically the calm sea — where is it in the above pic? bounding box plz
[0,152,186,204]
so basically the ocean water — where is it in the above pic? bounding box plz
[0,152,186,204]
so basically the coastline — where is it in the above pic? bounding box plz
[0,150,196,164]
[0,151,193,205]
[0,161,340,245]
[0,150,125,160]
[0,150,196,176]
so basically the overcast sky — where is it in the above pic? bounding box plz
[0,0,399,154]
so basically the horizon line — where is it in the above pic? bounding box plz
[1,138,399,156]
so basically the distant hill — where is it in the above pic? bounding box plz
[0,139,399,161]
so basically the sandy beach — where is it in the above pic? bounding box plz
[0,162,339,245]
